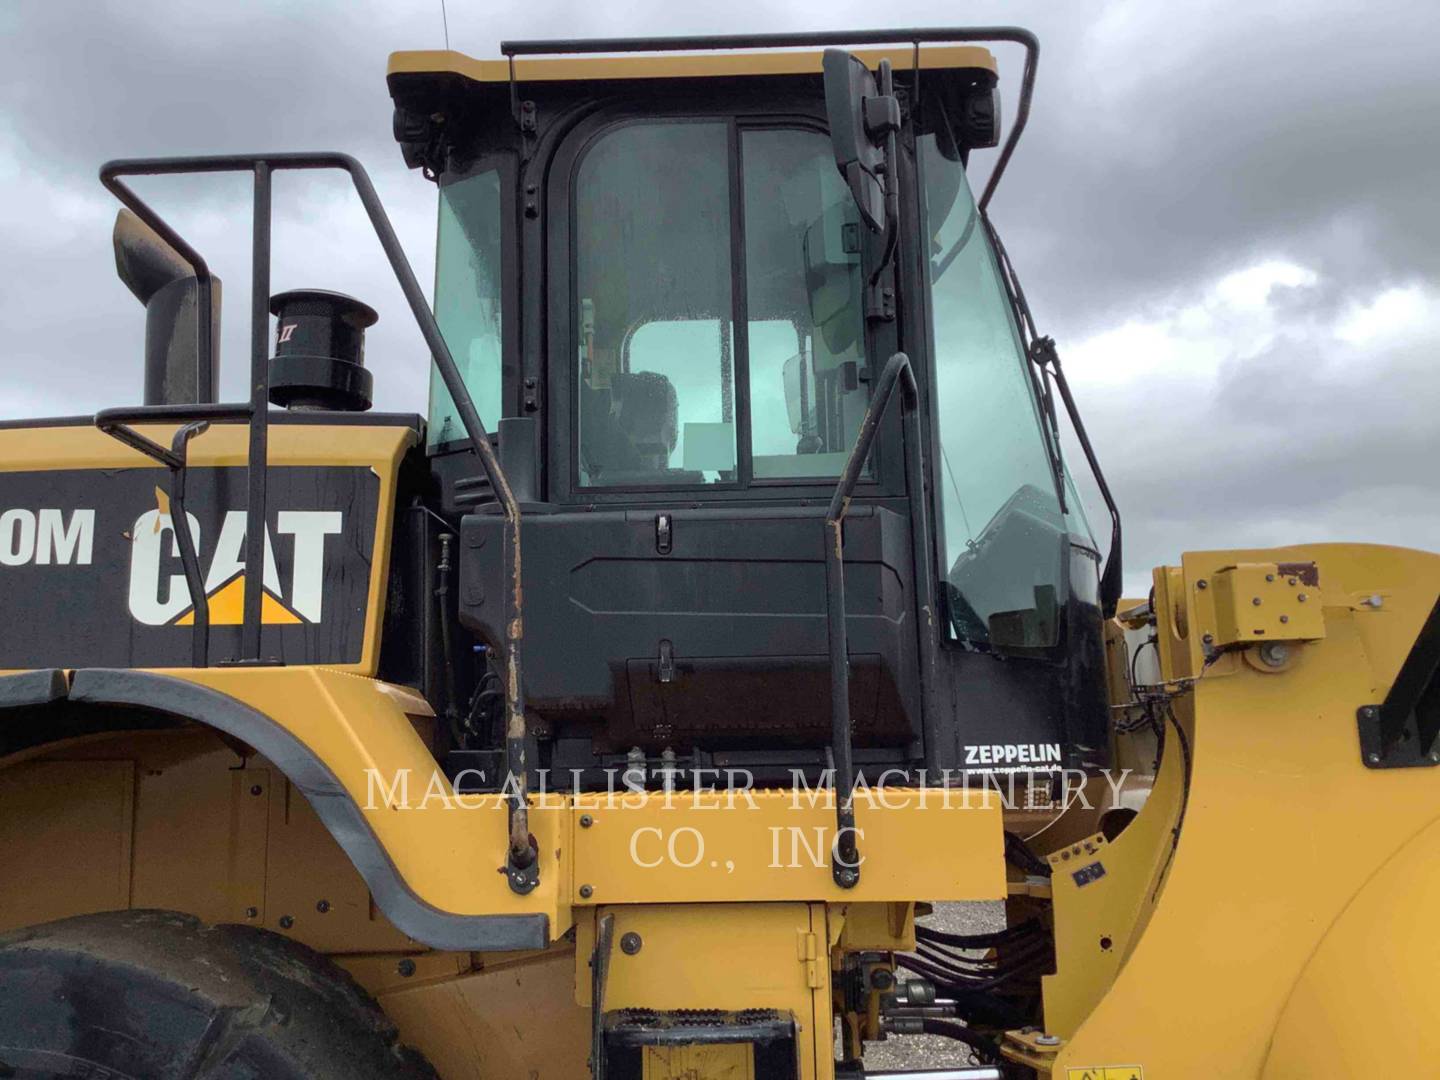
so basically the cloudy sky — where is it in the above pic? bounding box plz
[2,0,1436,592]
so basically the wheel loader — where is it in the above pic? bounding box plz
[1,25,1437,1080]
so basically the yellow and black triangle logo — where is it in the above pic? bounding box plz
[173,573,303,626]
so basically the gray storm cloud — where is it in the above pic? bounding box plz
[1,0,1436,589]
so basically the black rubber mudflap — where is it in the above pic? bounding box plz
[0,909,437,1080]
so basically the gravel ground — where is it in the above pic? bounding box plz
[860,901,1007,1074]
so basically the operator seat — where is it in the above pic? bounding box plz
[613,370,678,472]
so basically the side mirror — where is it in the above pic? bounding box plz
[822,49,900,234]
[113,209,220,405]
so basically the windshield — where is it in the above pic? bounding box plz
[920,136,1073,650]
[427,168,503,450]
[573,120,867,487]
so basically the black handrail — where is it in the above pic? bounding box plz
[1032,337,1124,617]
[824,352,936,888]
[168,422,213,667]
[96,404,253,468]
[500,27,1038,211]
[94,405,255,670]
[95,152,537,889]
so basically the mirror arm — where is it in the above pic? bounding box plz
[864,61,902,322]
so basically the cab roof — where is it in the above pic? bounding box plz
[387,44,997,88]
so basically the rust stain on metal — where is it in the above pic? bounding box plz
[507,654,520,706]
[1276,561,1320,587]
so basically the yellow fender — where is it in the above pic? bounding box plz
[1264,812,1440,1076]
[65,665,562,950]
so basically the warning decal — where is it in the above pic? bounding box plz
[1068,1068,1143,1080]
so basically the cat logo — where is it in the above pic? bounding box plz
[127,488,341,627]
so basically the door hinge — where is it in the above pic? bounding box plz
[797,931,824,989]
[865,281,895,321]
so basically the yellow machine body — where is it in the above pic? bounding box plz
[1038,543,1440,1078]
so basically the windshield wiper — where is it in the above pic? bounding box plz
[985,216,1124,618]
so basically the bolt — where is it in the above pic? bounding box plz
[870,968,895,990]
[1099,936,1113,951]
[1288,577,1298,586]
[579,814,594,829]
[1298,593,1308,603]
[1367,752,1381,765]
[1196,579,1208,590]
[1252,597,1262,607]
[1362,706,1378,719]
[1266,573,1275,582]
[1366,594,1384,609]
[278,915,294,930]
[1202,633,1215,645]
[1035,1033,1061,1046]
[245,907,258,919]
[1258,642,1289,668]
[316,899,330,914]
[620,932,643,955]
[397,959,416,978]
[579,884,594,899]
[250,784,263,796]
[1279,614,1290,624]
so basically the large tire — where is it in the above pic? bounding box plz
[0,909,437,1079]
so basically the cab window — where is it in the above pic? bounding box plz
[573,120,867,487]
[742,128,869,480]
[576,122,734,485]
[427,168,503,450]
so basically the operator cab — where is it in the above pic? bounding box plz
[387,42,1114,787]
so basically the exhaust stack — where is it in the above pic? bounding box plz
[112,208,220,405]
